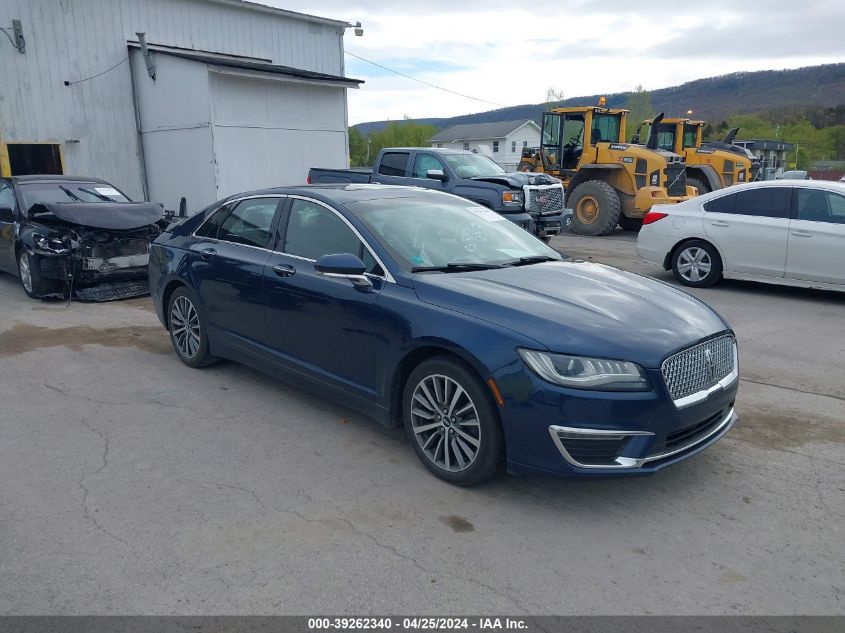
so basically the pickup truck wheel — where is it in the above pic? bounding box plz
[569,180,622,236]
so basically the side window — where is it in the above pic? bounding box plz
[0,182,16,212]
[283,200,384,275]
[704,193,737,214]
[217,197,279,248]
[796,189,845,224]
[734,187,791,219]
[377,152,410,177]
[411,154,445,179]
[194,203,233,238]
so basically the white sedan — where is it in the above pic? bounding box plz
[637,180,845,291]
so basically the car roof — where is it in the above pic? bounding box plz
[694,179,845,202]
[221,183,453,206]
[10,174,112,185]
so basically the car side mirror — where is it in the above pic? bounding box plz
[315,253,372,289]
[0,206,15,223]
[426,169,448,182]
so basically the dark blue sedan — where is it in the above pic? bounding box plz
[149,184,738,485]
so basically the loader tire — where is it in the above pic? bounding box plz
[517,160,536,172]
[569,180,622,236]
[687,176,711,195]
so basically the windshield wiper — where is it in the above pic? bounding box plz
[58,186,82,201]
[78,187,113,202]
[505,255,559,267]
[411,262,505,273]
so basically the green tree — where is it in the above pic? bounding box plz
[348,127,369,167]
[624,85,653,142]
[365,121,440,165]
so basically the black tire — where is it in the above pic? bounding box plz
[17,249,58,299]
[618,215,643,232]
[568,180,622,236]
[671,239,723,288]
[403,356,504,486]
[167,287,217,368]
[540,235,553,244]
[687,176,711,195]
[516,160,535,172]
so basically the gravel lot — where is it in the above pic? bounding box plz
[1,230,842,615]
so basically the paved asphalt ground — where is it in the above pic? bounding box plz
[0,230,842,615]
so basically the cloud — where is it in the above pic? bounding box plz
[260,1,845,124]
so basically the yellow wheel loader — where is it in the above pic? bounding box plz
[631,118,761,194]
[517,104,695,235]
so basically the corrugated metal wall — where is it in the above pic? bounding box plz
[0,0,346,200]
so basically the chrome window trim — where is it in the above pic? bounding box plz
[548,407,735,470]
[191,194,286,248]
[666,340,739,410]
[189,193,394,283]
[283,194,395,283]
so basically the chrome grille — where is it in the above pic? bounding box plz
[661,335,736,403]
[525,185,564,215]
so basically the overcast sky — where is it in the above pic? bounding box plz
[268,0,845,125]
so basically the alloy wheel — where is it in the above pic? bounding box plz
[170,296,201,359]
[410,374,481,472]
[18,253,33,293]
[677,247,712,283]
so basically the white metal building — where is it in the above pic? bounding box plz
[429,120,541,170]
[0,0,361,212]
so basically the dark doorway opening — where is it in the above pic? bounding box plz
[8,144,63,175]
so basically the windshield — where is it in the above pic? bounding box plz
[19,182,130,213]
[346,195,561,271]
[591,113,621,144]
[442,153,505,178]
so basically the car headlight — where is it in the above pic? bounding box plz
[518,349,650,391]
[32,232,71,254]
[502,190,524,205]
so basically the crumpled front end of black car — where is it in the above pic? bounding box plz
[30,223,161,301]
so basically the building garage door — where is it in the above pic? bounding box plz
[210,71,348,196]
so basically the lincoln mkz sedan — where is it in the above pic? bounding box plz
[149,185,738,485]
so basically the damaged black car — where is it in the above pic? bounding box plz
[0,175,165,301]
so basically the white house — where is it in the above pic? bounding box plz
[429,120,540,170]
[0,0,362,213]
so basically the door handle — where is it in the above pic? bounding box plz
[791,231,813,238]
[272,264,296,277]
[200,247,217,260]
[710,221,730,227]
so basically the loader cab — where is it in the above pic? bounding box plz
[639,118,704,154]
[540,107,625,173]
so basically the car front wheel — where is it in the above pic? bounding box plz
[672,240,723,287]
[17,249,56,299]
[403,356,503,486]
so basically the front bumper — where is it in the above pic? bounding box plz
[495,362,738,478]
[533,209,572,237]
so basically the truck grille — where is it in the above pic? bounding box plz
[661,335,736,404]
[525,185,564,215]
[663,165,687,197]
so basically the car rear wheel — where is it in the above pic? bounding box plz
[672,240,722,288]
[167,287,217,367]
[403,356,503,486]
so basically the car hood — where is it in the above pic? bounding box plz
[470,172,559,188]
[29,202,164,230]
[412,260,729,368]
